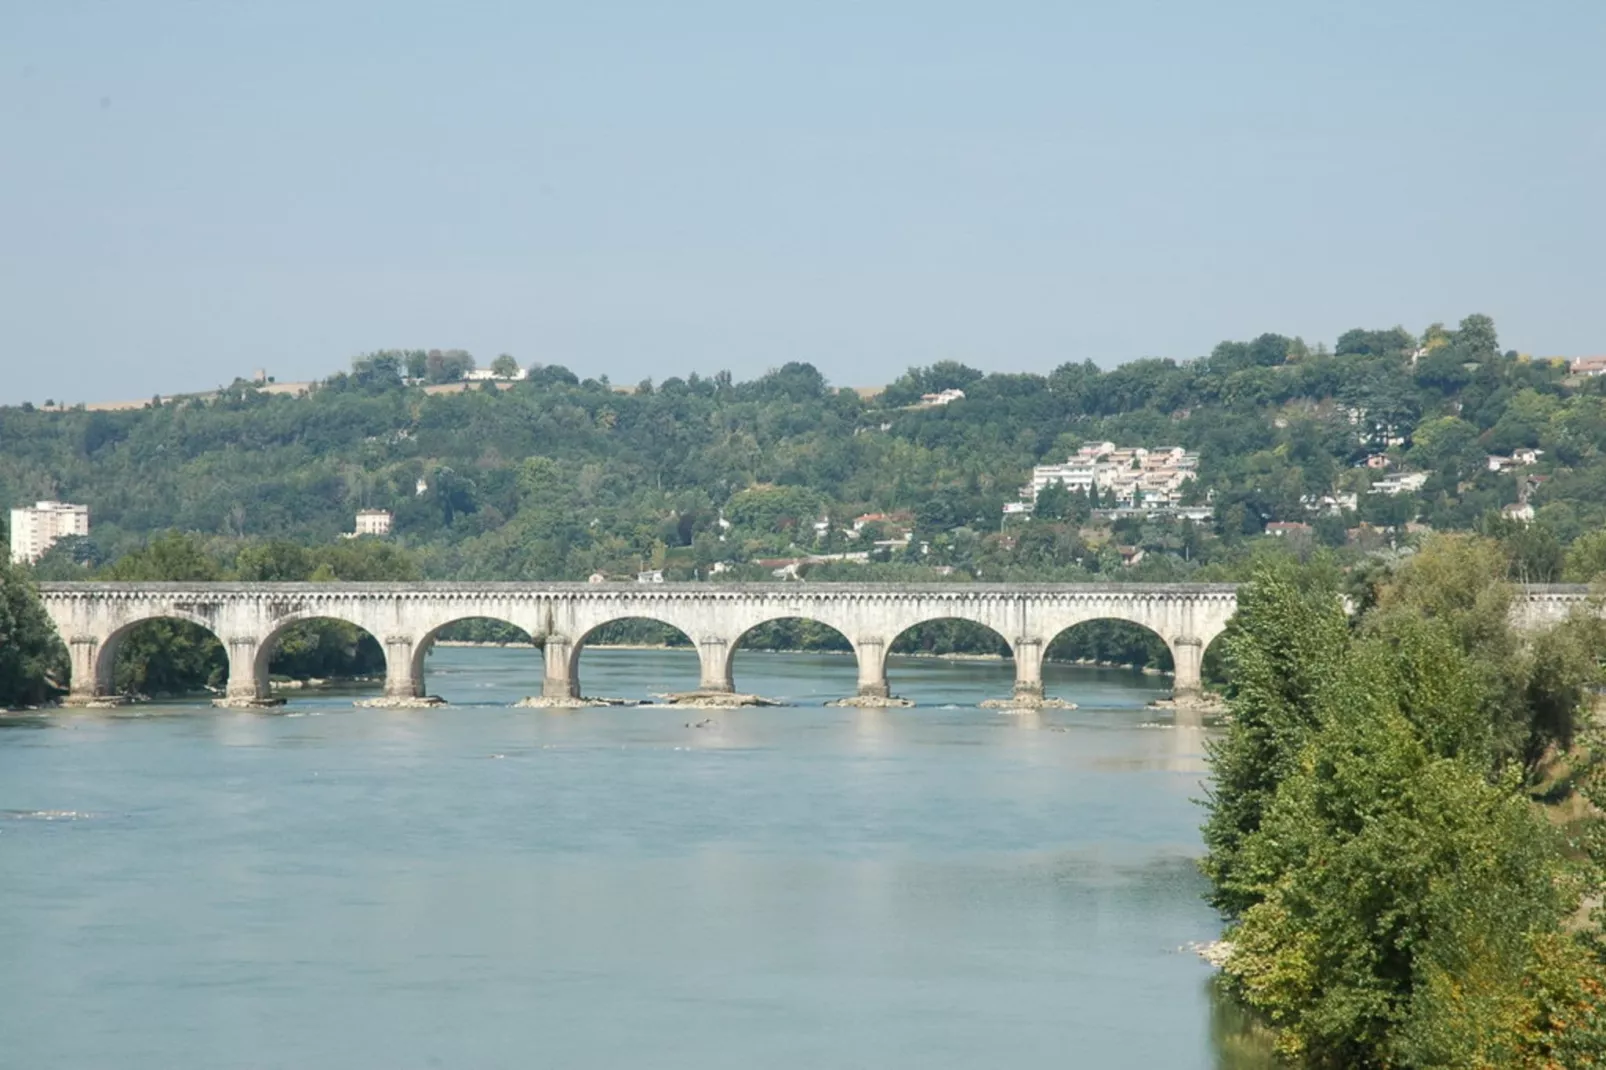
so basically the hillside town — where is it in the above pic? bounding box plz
[1009,442,1203,518]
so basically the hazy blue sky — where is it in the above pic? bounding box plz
[3,1,1603,404]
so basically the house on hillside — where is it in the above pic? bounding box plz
[1369,472,1428,496]
[1502,502,1535,523]
[343,509,392,538]
[1489,449,1543,472]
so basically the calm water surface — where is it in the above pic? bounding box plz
[0,647,1251,1068]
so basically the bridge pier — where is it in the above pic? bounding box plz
[543,636,579,699]
[1012,637,1045,704]
[697,636,735,694]
[383,634,424,700]
[855,637,890,698]
[62,634,116,706]
[216,636,275,707]
[1170,637,1204,707]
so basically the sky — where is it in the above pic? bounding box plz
[2,0,1603,405]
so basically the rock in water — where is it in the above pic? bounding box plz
[825,694,915,708]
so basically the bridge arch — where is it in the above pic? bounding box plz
[93,611,228,702]
[1039,618,1174,705]
[556,615,700,701]
[408,617,538,702]
[878,617,1016,704]
[1026,594,1236,706]
[251,615,388,704]
[725,616,856,700]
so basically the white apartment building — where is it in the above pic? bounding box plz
[353,509,393,537]
[9,500,90,564]
[1024,442,1199,510]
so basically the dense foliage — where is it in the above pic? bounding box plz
[0,557,66,708]
[1203,536,1606,1067]
[7,315,1605,591]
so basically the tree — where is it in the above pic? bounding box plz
[490,354,520,379]
[1335,326,1415,358]
[1207,549,1605,1067]
[350,352,404,391]
[430,466,478,526]
[29,534,103,579]
[1201,563,1351,915]
[1408,415,1480,480]
[234,540,315,581]
[1227,668,1568,1067]
[1564,529,1606,581]
[724,484,822,536]
[1033,481,1073,521]
[1361,533,1598,770]
[1455,313,1502,363]
[424,349,475,383]
[104,531,224,582]
[0,559,66,707]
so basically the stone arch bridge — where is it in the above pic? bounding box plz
[35,582,1596,708]
[38,582,1246,707]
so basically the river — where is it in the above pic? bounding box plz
[0,646,1267,1068]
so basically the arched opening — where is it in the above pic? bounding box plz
[103,616,227,701]
[414,618,538,704]
[571,618,698,702]
[729,617,856,703]
[1201,630,1232,696]
[255,617,386,702]
[1042,619,1175,708]
[886,619,1014,706]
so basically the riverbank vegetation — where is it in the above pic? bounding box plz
[1203,534,1606,1067]
[0,558,67,708]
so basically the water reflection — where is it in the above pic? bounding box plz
[1209,980,1282,1068]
